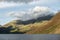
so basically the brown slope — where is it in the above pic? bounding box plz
[26,12,60,34]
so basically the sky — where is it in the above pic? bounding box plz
[0,0,60,25]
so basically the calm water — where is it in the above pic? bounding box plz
[0,34,60,40]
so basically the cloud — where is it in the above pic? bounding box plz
[1,0,59,3]
[28,0,60,6]
[8,6,54,21]
[0,0,59,8]
[0,2,21,8]
[0,0,39,8]
[0,0,38,3]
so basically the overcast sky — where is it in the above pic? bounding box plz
[0,0,60,25]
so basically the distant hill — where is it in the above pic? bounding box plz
[16,14,53,25]
[1,12,59,34]
[4,14,53,26]
[0,25,2,27]
[26,12,60,34]
[0,13,53,34]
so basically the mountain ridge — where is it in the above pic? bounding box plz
[0,12,60,34]
[26,12,60,34]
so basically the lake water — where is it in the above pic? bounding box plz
[0,34,60,40]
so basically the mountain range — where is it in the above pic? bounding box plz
[26,12,60,34]
[0,12,60,34]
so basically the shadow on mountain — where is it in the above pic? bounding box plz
[0,26,26,34]
[16,15,53,25]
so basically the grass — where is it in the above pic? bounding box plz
[1,12,60,34]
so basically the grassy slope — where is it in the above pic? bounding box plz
[3,12,60,34]
[26,12,60,34]
[3,20,49,33]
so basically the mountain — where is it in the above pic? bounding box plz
[0,25,2,27]
[26,12,60,34]
[0,13,53,34]
[1,12,60,34]
[4,14,53,26]
[0,11,59,34]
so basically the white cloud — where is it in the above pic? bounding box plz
[0,0,39,8]
[0,0,38,3]
[8,6,54,21]
[28,0,60,6]
[9,0,33,3]
[1,0,59,3]
[40,0,59,3]
[0,0,38,8]
[0,2,23,8]
[32,6,50,12]
[0,0,59,8]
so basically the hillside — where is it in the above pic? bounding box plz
[4,14,53,26]
[1,14,53,34]
[3,20,49,33]
[0,12,60,34]
[26,12,60,34]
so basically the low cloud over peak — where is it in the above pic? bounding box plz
[8,6,54,21]
[32,6,51,13]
